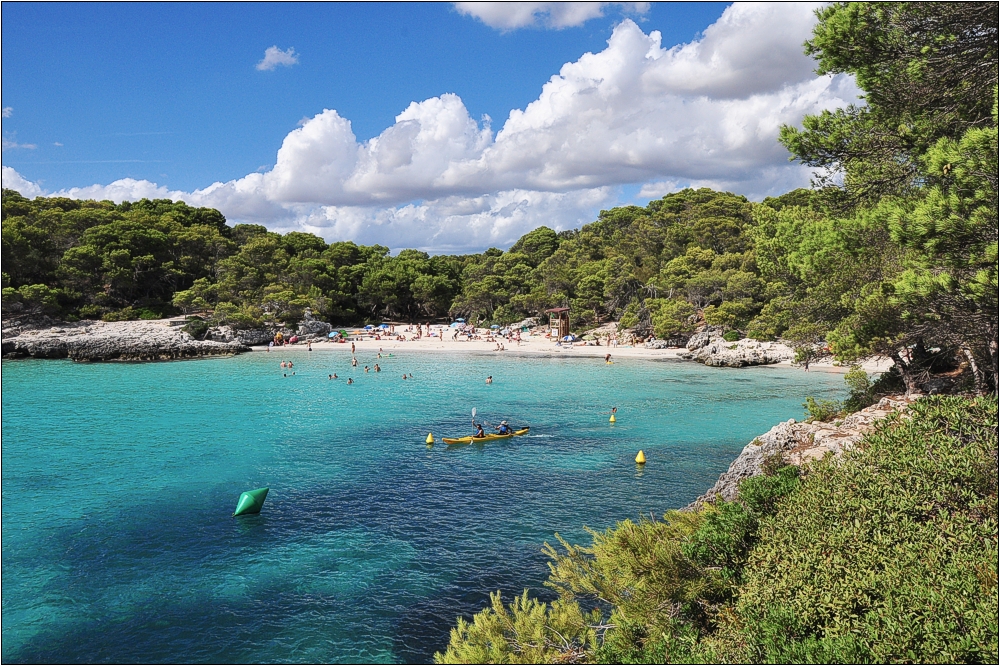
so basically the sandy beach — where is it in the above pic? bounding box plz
[251,329,894,374]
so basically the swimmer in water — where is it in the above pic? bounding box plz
[605,353,612,363]
[408,373,413,378]
[402,374,407,379]
[364,366,370,373]
[333,373,338,379]
[347,378,354,384]
[374,363,381,372]
[486,375,493,384]
[351,342,356,353]
[329,374,333,379]
[352,357,358,367]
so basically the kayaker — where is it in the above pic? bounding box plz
[496,421,511,435]
[473,422,486,438]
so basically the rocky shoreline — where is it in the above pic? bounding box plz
[687,394,919,509]
[1,319,248,362]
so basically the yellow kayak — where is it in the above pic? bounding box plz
[442,427,530,445]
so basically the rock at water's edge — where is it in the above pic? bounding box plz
[686,395,919,509]
[2,319,249,361]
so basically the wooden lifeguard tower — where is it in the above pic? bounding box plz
[546,307,570,338]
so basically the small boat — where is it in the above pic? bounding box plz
[442,427,530,445]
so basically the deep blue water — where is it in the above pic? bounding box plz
[1,351,844,663]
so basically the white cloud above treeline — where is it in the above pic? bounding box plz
[4,3,858,252]
[256,46,299,71]
[453,2,650,30]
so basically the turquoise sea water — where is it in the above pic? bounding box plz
[1,351,844,663]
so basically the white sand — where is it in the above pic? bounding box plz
[252,329,893,375]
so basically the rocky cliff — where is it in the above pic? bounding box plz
[1,319,248,361]
[688,394,919,508]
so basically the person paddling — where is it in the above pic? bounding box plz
[473,421,486,438]
[495,420,511,435]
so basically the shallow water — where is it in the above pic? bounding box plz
[1,351,844,663]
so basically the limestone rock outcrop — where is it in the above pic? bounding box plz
[2,319,248,361]
[680,329,794,367]
[688,395,919,508]
[297,308,332,338]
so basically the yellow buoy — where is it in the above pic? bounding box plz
[426,433,434,444]
[609,414,616,423]
[635,450,646,464]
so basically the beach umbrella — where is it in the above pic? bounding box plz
[364,325,373,330]
[328,332,338,338]
[562,335,576,342]
[490,324,500,329]
[378,324,390,329]
[339,330,347,335]
[456,318,465,322]
[582,334,596,340]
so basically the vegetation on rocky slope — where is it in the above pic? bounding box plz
[435,396,999,664]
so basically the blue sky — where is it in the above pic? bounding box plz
[2,2,858,252]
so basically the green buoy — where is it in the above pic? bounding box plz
[233,487,269,516]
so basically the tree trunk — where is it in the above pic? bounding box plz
[890,350,922,395]
[961,345,984,394]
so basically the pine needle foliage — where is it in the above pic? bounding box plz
[433,590,600,664]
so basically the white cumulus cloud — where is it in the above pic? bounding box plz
[2,107,12,118]
[2,165,44,197]
[8,3,858,252]
[454,2,649,30]
[256,46,299,71]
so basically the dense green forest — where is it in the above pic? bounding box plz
[3,5,996,396]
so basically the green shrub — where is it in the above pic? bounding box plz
[803,396,842,421]
[101,306,137,322]
[706,396,999,663]
[77,304,103,319]
[722,330,740,342]
[684,466,801,580]
[433,590,599,664]
[181,317,209,340]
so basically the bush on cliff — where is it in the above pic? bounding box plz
[698,396,999,663]
[436,396,999,663]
